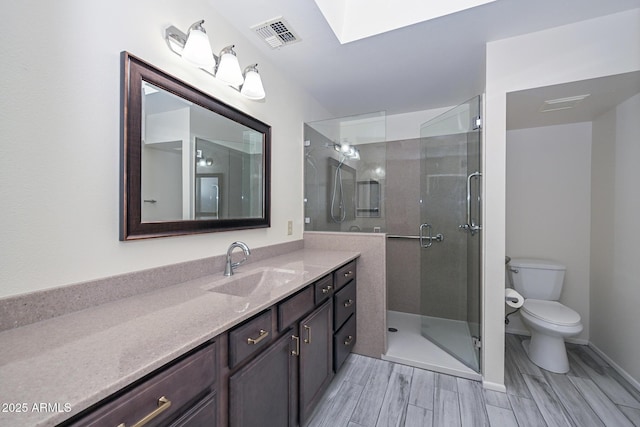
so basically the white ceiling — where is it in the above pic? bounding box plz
[213,0,640,118]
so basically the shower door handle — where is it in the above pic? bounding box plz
[419,224,444,248]
[460,171,482,235]
[419,223,432,248]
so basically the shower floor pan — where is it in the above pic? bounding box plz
[382,310,481,381]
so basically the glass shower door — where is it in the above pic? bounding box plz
[419,96,482,372]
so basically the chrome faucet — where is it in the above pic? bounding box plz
[224,241,251,276]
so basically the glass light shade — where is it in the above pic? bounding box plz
[216,51,244,87]
[182,29,215,69]
[240,69,266,100]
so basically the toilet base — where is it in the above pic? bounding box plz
[522,335,570,374]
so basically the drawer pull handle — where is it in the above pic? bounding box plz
[344,270,353,278]
[344,335,354,346]
[343,299,354,308]
[304,325,311,344]
[321,285,333,294]
[117,396,171,427]
[247,329,269,345]
[291,335,300,356]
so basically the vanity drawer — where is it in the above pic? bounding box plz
[229,309,274,368]
[314,274,335,305]
[334,280,356,330]
[70,342,217,427]
[334,260,356,291]
[334,314,356,372]
[278,286,314,331]
[170,392,217,426]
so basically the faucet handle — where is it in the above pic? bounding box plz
[231,255,248,269]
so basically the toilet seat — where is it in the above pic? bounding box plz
[522,299,581,326]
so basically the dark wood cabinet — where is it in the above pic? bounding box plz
[170,393,217,427]
[298,299,334,422]
[334,311,357,371]
[228,330,298,427]
[65,341,218,427]
[228,309,274,369]
[62,258,358,427]
[333,261,357,372]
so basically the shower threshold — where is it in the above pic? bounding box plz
[382,310,481,381]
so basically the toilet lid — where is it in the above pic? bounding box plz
[522,299,581,326]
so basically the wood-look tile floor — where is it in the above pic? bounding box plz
[305,334,640,426]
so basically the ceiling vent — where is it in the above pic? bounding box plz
[540,94,590,112]
[251,17,301,49]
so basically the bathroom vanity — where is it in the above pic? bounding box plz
[0,249,358,427]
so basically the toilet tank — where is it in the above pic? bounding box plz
[509,258,566,300]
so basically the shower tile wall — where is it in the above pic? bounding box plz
[385,137,468,321]
[420,134,469,322]
[386,139,421,314]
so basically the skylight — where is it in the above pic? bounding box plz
[313,0,497,44]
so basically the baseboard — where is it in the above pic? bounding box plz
[505,329,588,346]
[566,337,589,345]
[589,342,640,393]
[505,326,530,336]
[483,380,507,393]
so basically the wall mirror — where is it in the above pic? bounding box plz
[120,52,271,240]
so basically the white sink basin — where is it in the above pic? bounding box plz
[206,267,305,297]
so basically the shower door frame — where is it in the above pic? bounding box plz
[418,95,483,373]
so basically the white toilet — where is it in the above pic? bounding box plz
[509,258,583,373]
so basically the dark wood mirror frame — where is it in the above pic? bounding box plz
[120,52,271,240]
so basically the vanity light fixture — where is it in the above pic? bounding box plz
[165,20,266,100]
[333,142,360,160]
[240,64,266,100]
[196,150,214,167]
[181,20,215,69]
[215,45,244,87]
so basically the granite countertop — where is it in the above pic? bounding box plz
[0,248,359,427]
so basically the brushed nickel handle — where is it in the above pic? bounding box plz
[321,285,333,294]
[344,335,353,346]
[117,396,171,427]
[344,270,353,278]
[247,329,269,345]
[303,325,311,344]
[291,335,300,356]
[460,171,482,235]
[344,299,354,308]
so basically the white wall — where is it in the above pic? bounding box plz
[591,92,640,385]
[505,123,592,342]
[0,0,329,298]
[484,8,640,388]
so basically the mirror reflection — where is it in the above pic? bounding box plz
[120,52,270,240]
[141,82,263,222]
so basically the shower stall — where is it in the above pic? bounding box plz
[385,96,482,378]
[304,97,483,379]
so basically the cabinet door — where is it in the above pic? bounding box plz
[229,330,298,427]
[299,299,334,422]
